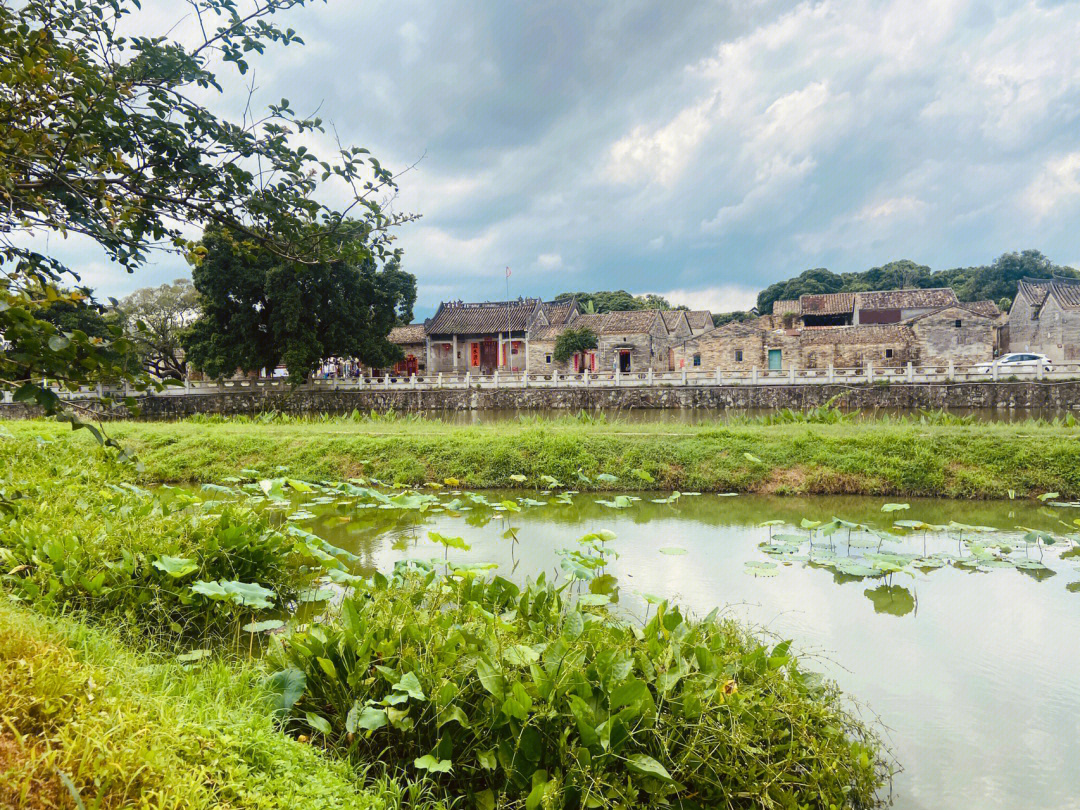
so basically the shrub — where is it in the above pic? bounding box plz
[272,567,888,809]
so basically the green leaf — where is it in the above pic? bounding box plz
[658,547,687,555]
[626,753,674,783]
[305,711,332,735]
[242,619,285,633]
[177,649,211,663]
[476,750,497,771]
[563,609,584,640]
[151,555,198,578]
[413,754,452,773]
[394,671,426,701]
[881,503,910,512]
[48,334,70,352]
[476,656,506,701]
[744,452,764,464]
[264,668,306,719]
[347,704,387,732]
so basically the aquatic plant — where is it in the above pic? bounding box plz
[270,567,889,809]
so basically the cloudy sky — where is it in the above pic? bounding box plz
[46,0,1080,317]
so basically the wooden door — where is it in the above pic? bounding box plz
[480,339,497,373]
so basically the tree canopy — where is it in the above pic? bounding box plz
[555,290,684,313]
[757,251,1078,314]
[0,0,409,418]
[181,226,416,384]
[553,327,598,368]
[119,280,202,379]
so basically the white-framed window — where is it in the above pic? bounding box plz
[545,354,552,364]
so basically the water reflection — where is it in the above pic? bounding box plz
[271,486,1079,810]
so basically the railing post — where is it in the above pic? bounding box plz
[410,373,416,389]
[552,369,559,386]
[827,364,835,384]
[789,364,796,385]
[523,372,529,389]
[647,367,654,386]
[752,366,758,385]
[992,363,999,382]
[465,371,471,388]
[384,374,390,389]
[1037,362,1045,381]
[681,368,687,385]
[493,370,499,389]
[866,360,874,384]
[437,372,443,389]
[715,366,721,385]
[907,361,914,383]
[947,360,954,380]
[584,369,589,386]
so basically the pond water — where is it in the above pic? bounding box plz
[283,489,1080,810]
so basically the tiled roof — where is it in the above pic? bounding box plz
[959,300,1002,318]
[660,310,687,330]
[685,310,713,330]
[600,310,661,334]
[855,288,958,310]
[800,292,855,315]
[541,300,577,325]
[426,299,540,334]
[1016,278,1052,307]
[387,324,426,344]
[772,299,800,315]
[1049,278,1080,310]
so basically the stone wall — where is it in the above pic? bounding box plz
[6,380,1080,421]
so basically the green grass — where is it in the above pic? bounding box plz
[6,415,1079,498]
[0,601,447,810]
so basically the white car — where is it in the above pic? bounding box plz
[973,353,1053,373]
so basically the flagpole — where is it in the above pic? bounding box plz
[505,267,510,371]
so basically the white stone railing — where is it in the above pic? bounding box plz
[8,361,1080,403]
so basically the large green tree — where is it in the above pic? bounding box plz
[0,0,408,420]
[182,227,416,383]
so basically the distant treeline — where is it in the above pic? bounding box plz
[561,250,1077,327]
[756,250,1077,316]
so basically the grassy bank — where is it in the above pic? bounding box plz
[0,601,441,810]
[7,414,1080,498]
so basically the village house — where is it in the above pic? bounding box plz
[673,293,1001,372]
[1007,277,1080,363]
[527,307,715,374]
[383,324,426,375]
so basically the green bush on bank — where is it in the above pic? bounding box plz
[272,566,889,809]
[0,437,340,646]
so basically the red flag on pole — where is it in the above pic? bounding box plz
[505,266,511,278]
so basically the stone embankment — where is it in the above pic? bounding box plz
[4,380,1080,419]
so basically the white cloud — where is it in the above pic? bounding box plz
[657,284,759,313]
[852,196,928,223]
[1022,152,1080,220]
[535,253,563,270]
[604,95,718,187]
